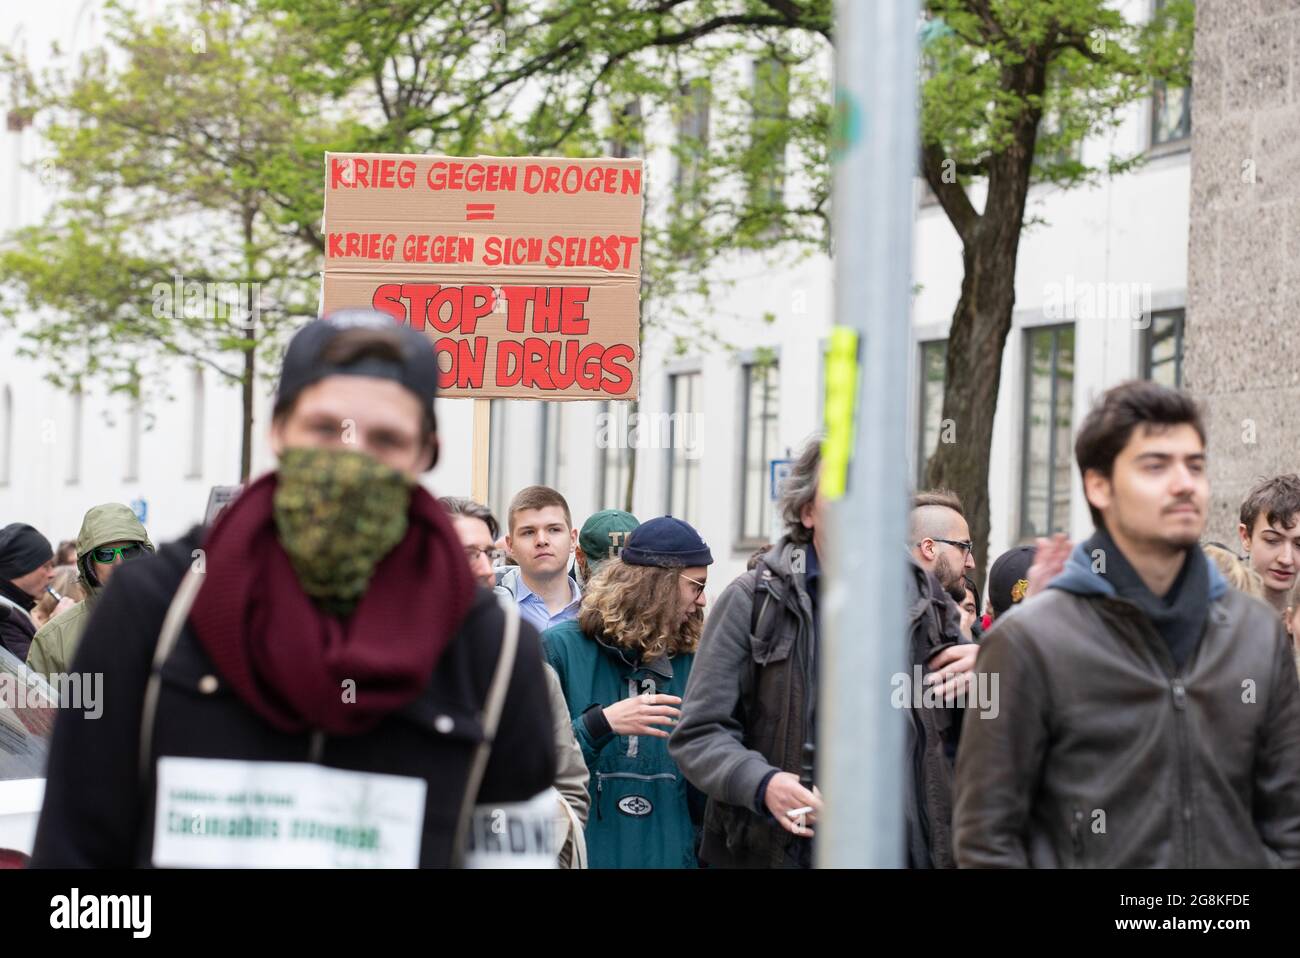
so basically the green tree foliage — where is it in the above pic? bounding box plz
[1,1,336,479]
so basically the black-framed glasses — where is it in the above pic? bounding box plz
[463,546,502,564]
[929,538,973,557]
[680,572,707,599]
[91,544,145,564]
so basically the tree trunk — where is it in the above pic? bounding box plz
[241,339,255,483]
[925,157,1035,590]
[240,207,256,483]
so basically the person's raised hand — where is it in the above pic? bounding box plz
[603,693,682,738]
[1026,533,1072,598]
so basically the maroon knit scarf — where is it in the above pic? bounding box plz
[187,471,475,735]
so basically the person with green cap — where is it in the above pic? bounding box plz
[27,504,154,679]
[575,509,640,585]
[543,515,712,868]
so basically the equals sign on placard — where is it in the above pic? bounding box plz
[465,203,495,221]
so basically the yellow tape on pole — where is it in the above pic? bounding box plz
[820,326,859,501]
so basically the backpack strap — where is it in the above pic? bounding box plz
[557,790,588,869]
[750,567,776,641]
[140,571,522,868]
[139,567,205,787]
[451,595,521,867]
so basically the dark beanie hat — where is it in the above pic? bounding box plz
[0,524,54,581]
[276,310,439,422]
[988,545,1036,618]
[620,516,713,568]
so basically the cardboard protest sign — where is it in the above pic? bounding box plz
[321,153,643,401]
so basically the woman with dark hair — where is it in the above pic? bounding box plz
[542,516,712,869]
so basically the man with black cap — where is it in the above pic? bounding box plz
[984,533,1071,627]
[542,515,712,868]
[0,523,56,661]
[986,545,1035,623]
[33,309,556,868]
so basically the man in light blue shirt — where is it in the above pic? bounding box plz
[495,485,582,634]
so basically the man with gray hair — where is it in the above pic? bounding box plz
[670,436,824,868]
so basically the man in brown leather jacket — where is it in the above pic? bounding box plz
[954,380,1300,868]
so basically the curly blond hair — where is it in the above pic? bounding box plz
[1202,544,1265,599]
[577,558,701,662]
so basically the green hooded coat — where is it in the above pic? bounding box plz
[26,504,154,677]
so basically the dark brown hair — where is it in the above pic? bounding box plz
[1074,380,1206,527]
[1239,474,1300,536]
[507,485,573,534]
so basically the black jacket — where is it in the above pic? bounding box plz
[0,579,37,662]
[903,557,968,869]
[30,526,556,868]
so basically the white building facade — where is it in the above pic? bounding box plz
[1,0,1192,598]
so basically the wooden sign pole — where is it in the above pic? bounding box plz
[471,398,491,506]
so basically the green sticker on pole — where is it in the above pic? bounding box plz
[831,90,862,163]
[821,326,859,501]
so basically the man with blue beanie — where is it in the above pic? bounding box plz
[542,516,712,868]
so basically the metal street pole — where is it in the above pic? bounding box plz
[817,0,919,868]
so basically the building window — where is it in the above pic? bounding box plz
[66,390,82,485]
[609,99,643,159]
[1150,0,1191,147]
[1035,105,1084,175]
[674,79,710,197]
[1141,308,1185,388]
[187,367,205,478]
[1151,80,1191,147]
[596,400,635,511]
[917,340,948,485]
[0,385,10,486]
[739,359,780,545]
[539,402,564,488]
[124,397,142,482]
[666,371,701,526]
[1020,325,1075,539]
[749,56,789,210]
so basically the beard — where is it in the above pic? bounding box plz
[934,552,967,602]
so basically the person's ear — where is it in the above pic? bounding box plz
[1083,469,1113,519]
[569,527,578,552]
[800,500,815,530]
[1238,522,1252,555]
[419,436,440,472]
[269,418,286,459]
